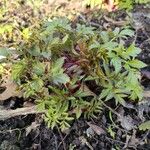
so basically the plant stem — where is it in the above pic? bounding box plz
[98,97,121,117]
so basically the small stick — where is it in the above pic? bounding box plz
[0,106,44,120]
[57,126,67,150]
[98,98,121,118]
[103,15,128,26]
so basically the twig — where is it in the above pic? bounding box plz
[105,136,126,145]
[98,98,122,118]
[137,130,150,146]
[123,135,131,149]
[103,15,128,26]
[0,106,44,120]
[78,14,101,28]
[133,29,138,44]
[89,22,102,28]
[57,126,67,150]
[0,127,22,134]
[79,136,94,150]
[57,134,68,150]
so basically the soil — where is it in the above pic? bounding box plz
[0,1,150,150]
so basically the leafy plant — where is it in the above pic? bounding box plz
[0,17,146,130]
[119,0,149,10]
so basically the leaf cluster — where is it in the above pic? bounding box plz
[0,17,146,130]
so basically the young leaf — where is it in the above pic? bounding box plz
[110,56,122,73]
[128,60,147,69]
[119,28,134,37]
[126,44,141,58]
[51,57,70,84]
[12,60,27,81]
[32,62,45,76]
[76,24,95,36]
[52,72,70,85]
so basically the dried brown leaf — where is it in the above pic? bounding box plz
[117,107,135,131]
[143,90,150,97]
[128,130,140,147]
[0,75,22,101]
[118,115,135,131]
[86,122,106,135]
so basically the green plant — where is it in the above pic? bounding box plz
[84,0,149,10]
[0,17,146,130]
[119,0,149,10]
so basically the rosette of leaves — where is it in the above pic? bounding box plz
[0,18,146,130]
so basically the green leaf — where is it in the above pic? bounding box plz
[89,41,100,50]
[60,101,69,113]
[76,24,95,36]
[119,29,134,37]
[75,107,82,119]
[119,0,133,10]
[100,31,109,43]
[36,99,46,111]
[60,120,71,131]
[45,17,71,32]
[52,73,70,85]
[101,42,118,51]
[105,91,114,101]
[0,24,13,34]
[62,34,69,44]
[139,121,150,131]
[108,126,115,138]
[100,89,110,99]
[51,57,70,84]
[128,60,147,69]
[12,60,27,81]
[110,56,122,73]
[30,77,44,91]
[22,28,31,40]
[113,27,120,36]
[33,62,45,76]
[41,51,51,60]
[29,45,41,56]
[126,44,141,58]
[114,94,125,105]
[53,57,65,69]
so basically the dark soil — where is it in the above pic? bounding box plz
[0,109,149,150]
